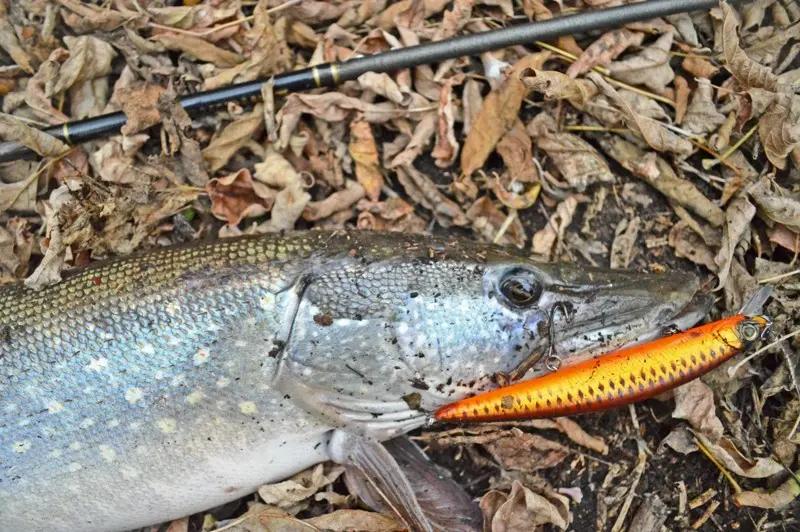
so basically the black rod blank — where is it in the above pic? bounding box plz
[0,0,723,163]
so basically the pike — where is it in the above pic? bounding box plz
[1,231,711,531]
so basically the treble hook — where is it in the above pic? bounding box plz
[544,302,574,372]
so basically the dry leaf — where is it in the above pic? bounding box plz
[768,224,800,252]
[389,113,436,168]
[734,474,800,509]
[567,29,644,77]
[757,93,800,169]
[257,182,310,233]
[531,196,581,258]
[682,56,720,79]
[588,73,694,157]
[466,196,526,248]
[258,463,344,512]
[395,165,467,227]
[608,31,675,92]
[217,503,314,532]
[609,216,640,269]
[303,180,365,221]
[551,418,609,455]
[0,113,70,158]
[117,82,167,137]
[203,105,264,173]
[207,169,274,226]
[55,0,129,32]
[304,510,402,531]
[0,160,39,212]
[24,48,70,124]
[520,68,597,108]
[683,79,728,135]
[431,80,459,168]
[156,87,210,186]
[357,72,406,104]
[596,136,724,226]
[674,75,689,125]
[694,432,783,478]
[485,480,569,531]
[496,120,538,183]
[0,218,33,280]
[0,2,36,74]
[349,119,383,201]
[526,113,614,191]
[460,53,548,177]
[152,33,243,67]
[254,148,303,189]
[673,380,724,439]
[52,36,116,95]
[750,190,800,232]
[721,2,779,91]
[714,195,755,287]
[356,197,427,233]
[91,134,150,184]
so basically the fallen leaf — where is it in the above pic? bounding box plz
[552,417,609,455]
[526,113,614,191]
[660,426,700,455]
[767,224,800,252]
[0,218,33,280]
[258,463,344,513]
[673,380,724,440]
[610,216,640,269]
[51,36,116,95]
[714,195,755,287]
[567,29,644,77]
[608,31,675,93]
[485,430,570,472]
[117,82,167,137]
[203,105,264,173]
[356,197,427,233]
[389,113,436,168]
[466,196,526,248]
[750,190,800,232]
[588,73,695,157]
[218,503,315,531]
[303,180,365,221]
[55,0,130,31]
[721,2,779,91]
[669,221,719,271]
[520,68,597,108]
[486,480,569,531]
[152,33,243,68]
[349,119,383,201]
[683,79,728,136]
[257,182,310,233]
[207,169,274,226]
[156,86,210,186]
[431,80,459,168]
[0,113,70,158]
[757,93,800,169]
[254,148,303,190]
[357,72,407,104]
[0,160,40,212]
[0,2,36,74]
[734,473,800,509]
[304,510,402,531]
[531,196,581,258]
[694,432,783,478]
[395,165,467,227]
[682,56,720,79]
[460,52,548,178]
[24,48,70,124]
[496,120,538,183]
[674,75,689,125]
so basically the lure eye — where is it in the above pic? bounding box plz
[499,269,542,308]
[740,321,761,342]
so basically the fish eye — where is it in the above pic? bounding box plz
[740,322,761,342]
[499,269,542,308]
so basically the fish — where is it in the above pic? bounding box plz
[0,230,710,531]
[434,314,771,423]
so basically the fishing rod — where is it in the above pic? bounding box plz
[0,0,727,163]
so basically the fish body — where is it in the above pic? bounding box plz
[435,315,770,423]
[1,231,705,531]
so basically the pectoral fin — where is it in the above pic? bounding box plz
[330,432,481,532]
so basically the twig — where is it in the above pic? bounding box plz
[691,500,720,529]
[694,436,742,493]
[703,124,758,170]
[610,405,648,532]
[564,125,628,133]
[147,0,301,37]
[758,268,800,284]
[493,208,518,244]
[728,328,800,378]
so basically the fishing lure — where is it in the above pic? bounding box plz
[435,314,771,423]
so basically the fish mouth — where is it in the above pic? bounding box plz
[530,265,713,373]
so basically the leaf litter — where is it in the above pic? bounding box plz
[1,0,799,528]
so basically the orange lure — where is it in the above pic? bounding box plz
[435,314,770,423]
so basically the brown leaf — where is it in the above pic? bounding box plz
[526,113,614,191]
[588,73,694,157]
[24,48,70,124]
[757,93,800,169]
[721,2,779,91]
[0,113,70,158]
[552,417,609,455]
[349,120,384,201]
[669,221,719,272]
[672,380,724,439]
[466,196,526,248]
[610,216,640,269]
[207,169,274,226]
[0,2,36,74]
[531,196,581,258]
[683,79,728,136]
[152,33,243,67]
[218,503,314,532]
[496,121,538,183]
[146,5,238,31]
[520,68,597,108]
[567,29,644,77]
[596,136,725,226]
[767,224,800,252]
[608,31,675,92]
[0,218,33,281]
[713,195,755,287]
[117,82,167,137]
[389,113,436,168]
[156,86,209,186]
[460,53,549,177]
[735,473,800,509]
[431,80,459,168]
[484,428,569,472]
[485,480,569,531]
[751,189,800,232]
[0,160,39,212]
[357,72,407,104]
[304,510,402,531]
[258,463,344,512]
[51,36,116,95]
[91,134,151,184]
[203,1,292,90]
[255,148,304,189]
[55,0,130,32]
[694,432,783,478]
[303,180,365,221]
[396,165,467,227]
[682,56,720,79]
[674,75,689,125]
[462,78,483,135]
[356,197,427,233]
[203,105,264,173]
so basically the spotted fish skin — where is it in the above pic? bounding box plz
[0,231,703,531]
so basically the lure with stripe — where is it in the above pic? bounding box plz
[435,314,771,423]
